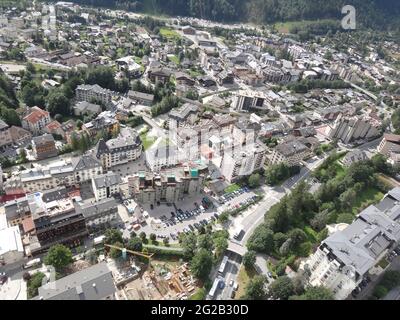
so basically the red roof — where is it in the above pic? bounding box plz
[23,107,49,124]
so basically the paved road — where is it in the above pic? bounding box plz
[212,252,242,300]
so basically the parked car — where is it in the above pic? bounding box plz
[230,291,236,299]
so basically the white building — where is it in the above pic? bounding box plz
[270,139,311,166]
[91,172,121,201]
[300,188,400,300]
[0,225,24,265]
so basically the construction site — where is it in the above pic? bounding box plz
[104,244,199,300]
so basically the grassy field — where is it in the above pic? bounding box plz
[140,132,157,150]
[235,266,257,299]
[274,19,337,34]
[224,184,241,194]
[160,27,181,40]
[168,55,180,64]
[350,187,384,215]
[189,288,206,300]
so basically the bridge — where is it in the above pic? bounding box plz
[227,240,247,257]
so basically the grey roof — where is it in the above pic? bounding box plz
[32,134,55,145]
[275,139,308,157]
[74,101,102,114]
[342,150,368,166]
[75,198,118,219]
[127,90,154,102]
[322,189,400,276]
[71,154,102,171]
[169,103,198,121]
[35,262,116,300]
[93,172,121,189]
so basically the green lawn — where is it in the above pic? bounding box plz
[236,266,257,299]
[224,184,240,194]
[140,133,157,150]
[190,288,206,300]
[159,27,181,40]
[350,187,384,215]
[168,55,180,64]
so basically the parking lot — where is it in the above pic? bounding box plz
[117,187,259,242]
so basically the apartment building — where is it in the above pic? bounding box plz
[18,154,103,193]
[21,106,51,136]
[329,115,381,144]
[377,134,400,164]
[28,192,88,254]
[233,90,267,112]
[76,84,114,105]
[91,172,121,201]
[300,188,400,300]
[219,143,266,183]
[168,103,199,132]
[128,164,207,204]
[270,139,311,166]
[94,130,142,170]
[74,198,118,233]
[32,134,58,160]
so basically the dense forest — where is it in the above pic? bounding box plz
[68,0,400,30]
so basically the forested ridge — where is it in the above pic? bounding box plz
[68,0,400,30]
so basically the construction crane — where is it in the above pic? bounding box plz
[104,244,154,266]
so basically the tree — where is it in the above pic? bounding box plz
[248,173,261,188]
[139,231,147,241]
[46,90,70,116]
[373,285,388,299]
[243,250,256,270]
[181,232,197,260]
[110,242,123,259]
[247,224,274,254]
[290,286,334,300]
[104,228,123,245]
[197,234,214,251]
[268,276,294,300]
[27,272,46,299]
[163,237,169,246]
[149,233,157,241]
[336,213,355,224]
[190,249,213,281]
[23,272,31,282]
[44,244,73,271]
[126,237,143,252]
[244,275,267,300]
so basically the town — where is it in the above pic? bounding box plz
[0,0,399,301]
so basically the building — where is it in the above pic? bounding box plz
[34,262,116,300]
[377,134,400,162]
[19,154,103,193]
[300,188,400,300]
[0,225,24,265]
[270,139,311,166]
[329,116,381,144]
[127,90,154,106]
[0,119,12,150]
[28,192,88,254]
[147,67,171,84]
[168,103,199,131]
[22,107,51,135]
[73,101,102,117]
[128,164,207,204]
[3,196,31,227]
[145,143,179,172]
[233,90,267,111]
[76,84,114,105]
[341,150,368,167]
[75,198,118,233]
[32,134,58,160]
[9,125,32,145]
[91,172,121,201]
[94,131,142,170]
[219,143,266,183]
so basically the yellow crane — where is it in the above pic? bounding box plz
[104,243,154,266]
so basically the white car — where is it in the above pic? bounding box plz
[229,280,234,287]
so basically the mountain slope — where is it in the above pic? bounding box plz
[70,0,400,30]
